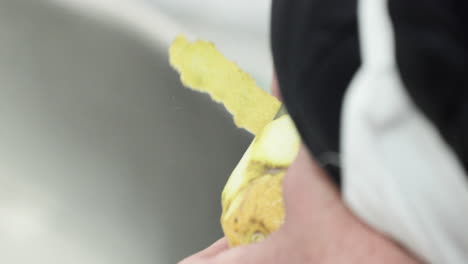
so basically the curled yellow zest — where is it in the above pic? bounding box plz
[169,35,281,135]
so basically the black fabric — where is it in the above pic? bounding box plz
[271,0,361,187]
[389,0,468,174]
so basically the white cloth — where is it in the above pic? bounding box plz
[342,0,468,262]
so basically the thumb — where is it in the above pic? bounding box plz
[210,238,280,264]
[178,238,229,264]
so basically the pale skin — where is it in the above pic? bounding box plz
[179,79,421,264]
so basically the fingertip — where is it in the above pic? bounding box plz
[212,240,275,264]
[188,237,229,260]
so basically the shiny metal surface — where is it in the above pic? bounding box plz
[0,1,251,263]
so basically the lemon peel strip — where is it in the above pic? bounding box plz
[169,35,281,135]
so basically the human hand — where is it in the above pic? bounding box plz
[180,76,419,264]
[179,144,420,264]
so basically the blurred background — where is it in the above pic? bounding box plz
[147,0,273,89]
[0,0,271,263]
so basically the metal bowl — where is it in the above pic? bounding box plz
[0,1,251,263]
